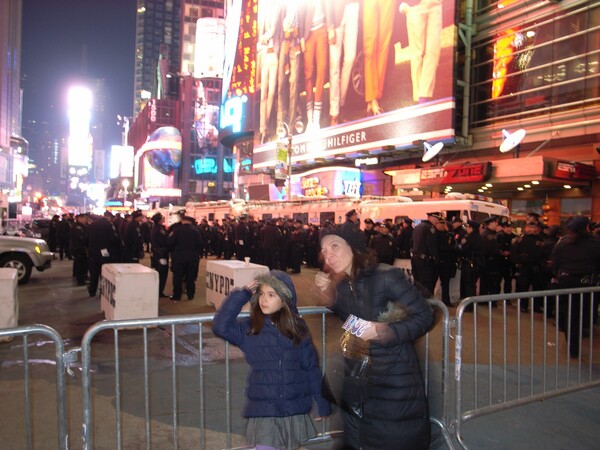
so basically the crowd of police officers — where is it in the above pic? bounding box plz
[54,205,599,357]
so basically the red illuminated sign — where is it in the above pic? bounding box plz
[554,161,595,181]
[420,162,492,185]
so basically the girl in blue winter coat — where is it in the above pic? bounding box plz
[213,270,331,450]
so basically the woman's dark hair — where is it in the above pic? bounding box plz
[248,291,309,345]
[349,247,378,280]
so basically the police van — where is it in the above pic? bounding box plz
[184,194,509,225]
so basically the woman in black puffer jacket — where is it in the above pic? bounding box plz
[316,222,433,450]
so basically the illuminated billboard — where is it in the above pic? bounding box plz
[194,18,226,78]
[109,145,134,179]
[68,86,93,168]
[220,0,457,169]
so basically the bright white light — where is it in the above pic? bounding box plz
[517,187,524,191]
[68,85,93,168]
[524,184,531,188]
[564,185,572,189]
[531,180,540,185]
[485,183,493,187]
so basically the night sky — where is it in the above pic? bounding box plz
[21,0,137,146]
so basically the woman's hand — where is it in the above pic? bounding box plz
[315,271,331,292]
[359,321,392,342]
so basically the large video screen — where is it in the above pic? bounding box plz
[220,0,458,170]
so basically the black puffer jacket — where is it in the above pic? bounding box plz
[331,264,433,450]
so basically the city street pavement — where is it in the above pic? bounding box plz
[1,254,600,449]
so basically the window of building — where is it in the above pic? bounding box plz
[471,2,600,126]
[560,197,591,219]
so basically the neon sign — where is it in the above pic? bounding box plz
[220,95,247,133]
[194,157,236,174]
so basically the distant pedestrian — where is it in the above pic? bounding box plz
[213,270,332,450]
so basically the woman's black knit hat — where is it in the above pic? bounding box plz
[319,223,367,252]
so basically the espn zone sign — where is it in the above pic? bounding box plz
[420,162,492,185]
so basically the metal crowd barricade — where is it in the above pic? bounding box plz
[0,324,69,450]
[78,301,451,450]
[79,308,340,450]
[422,299,454,450]
[454,286,600,450]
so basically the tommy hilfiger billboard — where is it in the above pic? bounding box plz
[220,0,457,169]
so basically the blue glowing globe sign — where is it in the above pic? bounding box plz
[142,127,182,176]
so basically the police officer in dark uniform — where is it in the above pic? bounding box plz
[341,209,360,235]
[459,220,484,307]
[395,218,414,259]
[451,217,466,243]
[121,211,145,263]
[69,213,89,286]
[234,215,251,260]
[222,218,236,260]
[497,220,516,297]
[550,216,600,357]
[411,212,442,297]
[511,219,545,312]
[289,219,307,273]
[168,216,203,301]
[277,218,291,271]
[150,213,169,298]
[370,222,397,265]
[480,217,503,304]
[363,218,378,248]
[87,211,120,297]
[436,218,459,306]
[260,219,282,270]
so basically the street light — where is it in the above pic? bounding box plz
[276,120,304,200]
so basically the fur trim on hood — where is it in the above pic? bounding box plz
[377,302,408,323]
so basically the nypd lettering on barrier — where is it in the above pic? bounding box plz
[101,276,116,307]
[206,271,235,296]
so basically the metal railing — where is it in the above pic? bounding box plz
[2,288,599,449]
[454,286,600,449]
[78,302,450,449]
[0,324,69,450]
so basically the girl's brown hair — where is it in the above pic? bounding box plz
[248,289,309,345]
